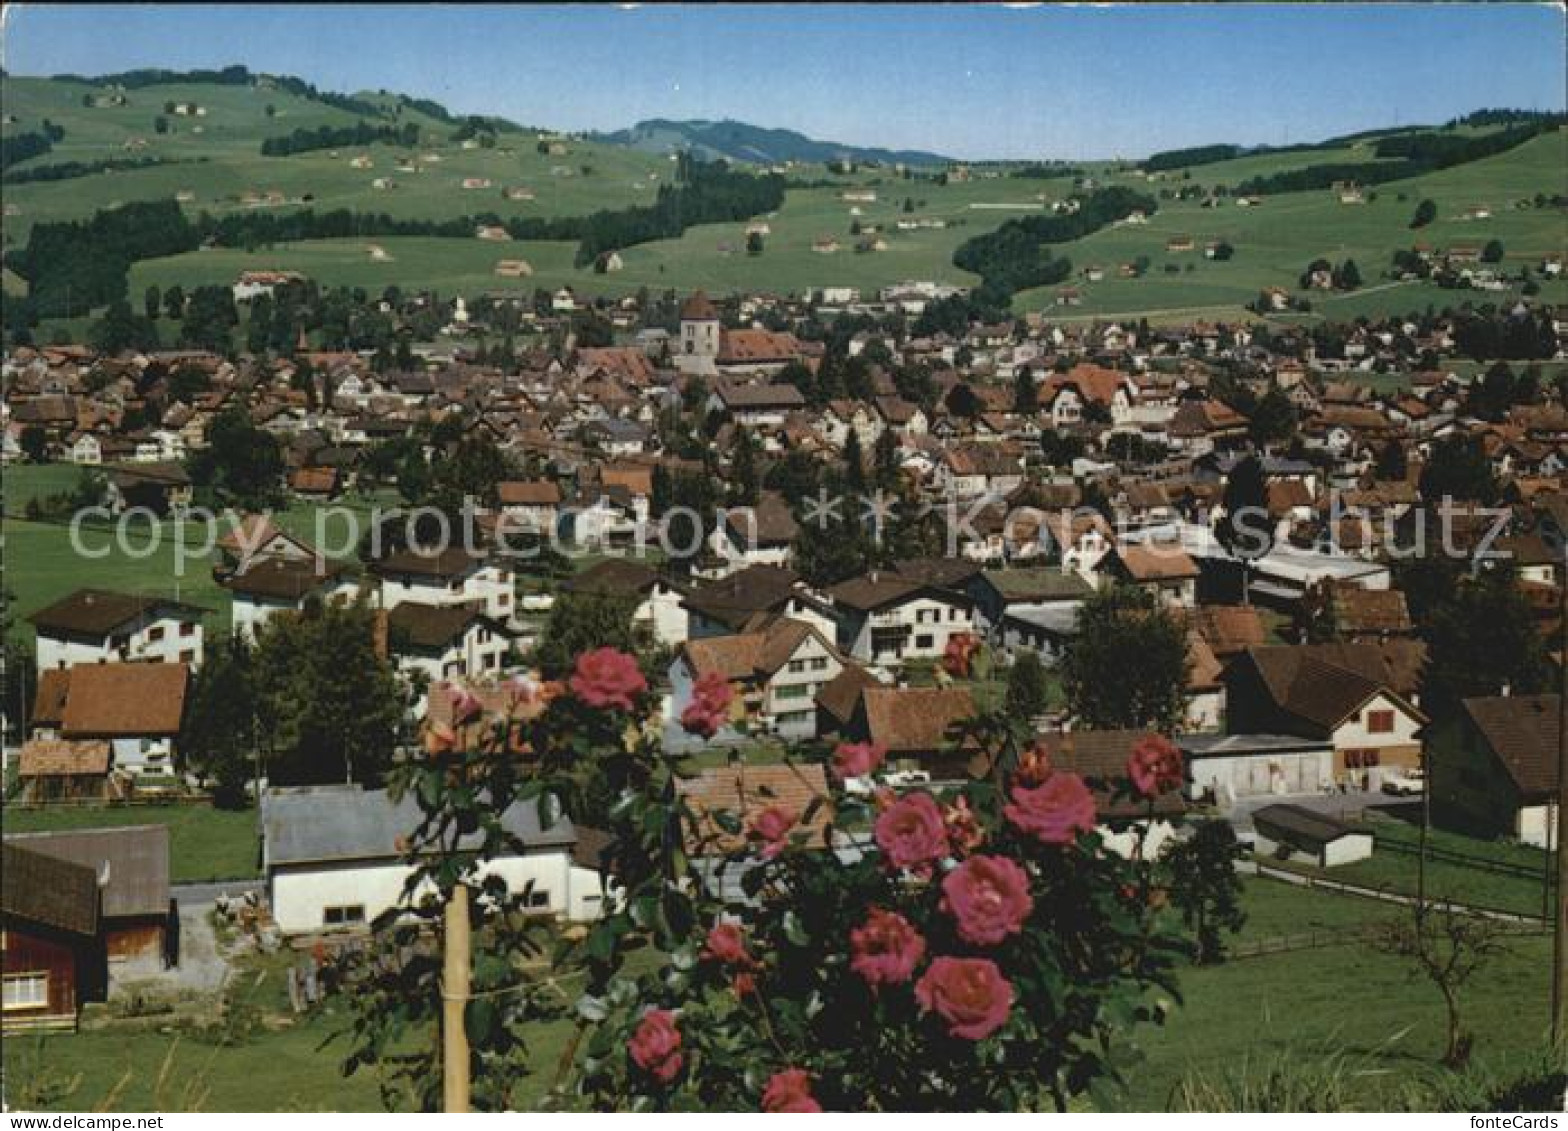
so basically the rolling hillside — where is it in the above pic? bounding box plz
[4,69,1564,327]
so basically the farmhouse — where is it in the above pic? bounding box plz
[1,843,103,1031]
[224,557,360,642]
[4,826,172,974]
[560,559,689,646]
[1222,644,1426,789]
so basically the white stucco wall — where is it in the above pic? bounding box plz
[268,850,601,934]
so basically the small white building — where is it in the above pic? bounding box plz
[1178,733,1337,809]
[827,574,977,671]
[261,787,606,934]
[1252,804,1374,868]
[225,558,360,643]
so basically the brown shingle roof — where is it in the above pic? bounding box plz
[497,480,563,506]
[18,739,110,777]
[32,669,71,728]
[861,686,975,755]
[1112,544,1199,583]
[58,663,189,737]
[224,556,348,600]
[676,763,832,855]
[814,663,883,727]
[1460,694,1558,801]
[1235,644,1425,732]
[1330,586,1413,636]
[1,842,99,936]
[1190,604,1267,657]
[387,603,503,651]
[28,589,206,637]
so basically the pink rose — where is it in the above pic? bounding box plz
[849,908,926,988]
[762,1068,822,1113]
[569,647,648,711]
[873,792,950,873]
[1127,735,1184,798]
[940,855,1033,946]
[628,1009,683,1083]
[915,956,1013,1041]
[1004,772,1096,845]
[749,804,798,859]
[681,671,734,739]
[704,921,753,968]
[831,741,886,781]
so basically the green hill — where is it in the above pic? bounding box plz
[591,118,950,167]
[5,70,1564,327]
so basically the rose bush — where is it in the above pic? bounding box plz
[342,647,1196,1113]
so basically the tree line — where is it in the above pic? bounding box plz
[0,121,64,172]
[1234,121,1555,195]
[2,153,203,185]
[259,119,422,156]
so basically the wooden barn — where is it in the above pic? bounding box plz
[15,739,122,804]
[5,826,174,969]
[1,843,105,1031]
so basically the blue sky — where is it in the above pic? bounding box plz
[2,3,1563,159]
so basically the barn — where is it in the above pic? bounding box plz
[1,843,104,1030]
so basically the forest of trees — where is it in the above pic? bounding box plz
[1142,143,1242,172]
[0,121,64,172]
[259,119,421,156]
[951,185,1157,301]
[6,198,197,318]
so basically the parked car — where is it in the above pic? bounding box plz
[1380,768,1425,796]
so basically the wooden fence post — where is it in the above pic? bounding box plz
[443,883,472,1113]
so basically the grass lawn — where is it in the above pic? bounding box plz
[1,803,261,883]
[5,878,1547,1112]
[1113,928,1552,1111]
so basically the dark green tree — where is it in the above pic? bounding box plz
[1060,585,1190,732]
[1163,820,1247,964]
[1410,198,1437,228]
[185,406,284,508]
[1423,568,1549,714]
[179,634,258,807]
[1003,649,1054,723]
[533,592,646,678]
[1419,435,1499,504]
[252,599,403,787]
[19,426,48,463]
[1247,388,1296,446]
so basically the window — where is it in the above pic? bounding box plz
[147,627,166,642]
[1367,710,1395,734]
[180,622,196,637]
[179,650,195,664]
[3,973,47,1010]
[788,660,806,674]
[524,890,551,911]
[323,905,365,927]
[810,657,829,672]
[774,684,810,701]
[915,634,934,650]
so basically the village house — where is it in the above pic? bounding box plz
[225,557,360,642]
[826,573,977,671]
[670,618,848,740]
[262,786,601,934]
[1222,644,1427,790]
[368,548,515,626]
[835,685,977,780]
[4,827,172,979]
[29,589,206,672]
[1099,544,1200,608]
[559,560,689,647]
[30,663,189,779]
[683,565,836,641]
[1,842,103,1030]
